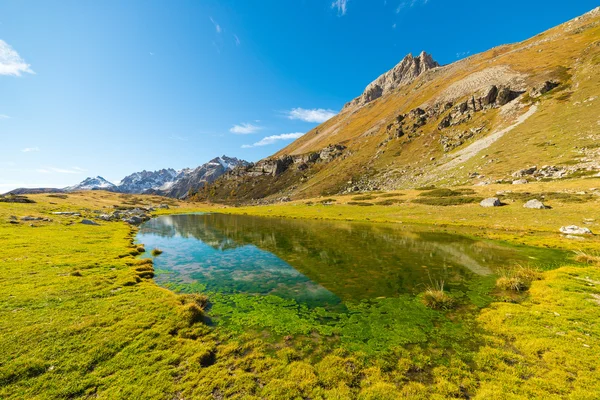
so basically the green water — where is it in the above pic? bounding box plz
[137,213,570,353]
[138,213,566,305]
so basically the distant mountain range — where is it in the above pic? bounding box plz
[9,156,248,198]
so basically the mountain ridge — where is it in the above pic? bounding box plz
[194,7,600,204]
[6,155,248,198]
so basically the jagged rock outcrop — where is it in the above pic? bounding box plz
[344,51,440,110]
[226,145,347,180]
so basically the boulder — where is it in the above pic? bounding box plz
[530,81,560,98]
[123,216,144,225]
[512,179,528,185]
[497,87,521,105]
[523,199,548,209]
[512,166,537,178]
[481,85,499,106]
[560,225,592,235]
[81,219,100,226]
[480,197,502,207]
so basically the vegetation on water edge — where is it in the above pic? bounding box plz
[1,191,599,399]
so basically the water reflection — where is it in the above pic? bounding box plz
[137,213,554,305]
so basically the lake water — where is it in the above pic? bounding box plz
[137,213,566,308]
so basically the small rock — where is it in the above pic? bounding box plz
[80,219,100,226]
[512,179,528,185]
[560,225,592,235]
[21,216,43,221]
[523,199,548,209]
[480,198,502,207]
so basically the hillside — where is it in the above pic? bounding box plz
[198,7,600,203]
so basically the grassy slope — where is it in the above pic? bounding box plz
[264,10,600,199]
[2,190,599,399]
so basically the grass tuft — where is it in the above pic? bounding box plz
[573,251,600,265]
[496,266,542,292]
[151,248,163,256]
[422,281,455,310]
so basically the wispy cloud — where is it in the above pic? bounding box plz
[285,108,337,123]
[242,132,304,148]
[396,0,429,13]
[456,50,471,59]
[22,147,40,153]
[234,34,241,46]
[0,40,34,76]
[331,0,348,16]
[230,123,262,134]
[0,114,9,119]
[37,167,84,174]
[210,17,222,34]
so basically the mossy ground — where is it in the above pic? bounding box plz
[1,188,600,399]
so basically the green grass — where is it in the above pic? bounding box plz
[413,196,483,206]
[1,190,600,398]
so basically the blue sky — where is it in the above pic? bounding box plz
[0,0,597,192]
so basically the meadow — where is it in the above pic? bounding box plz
[1,182,600,399]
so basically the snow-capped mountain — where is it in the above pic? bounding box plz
[163,156,249,198]
[9,156,247,197]
[65,176,117,192]
[118,168,179,194]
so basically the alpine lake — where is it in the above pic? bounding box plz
[136,213,572,355]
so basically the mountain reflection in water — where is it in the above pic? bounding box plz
[137,213,559,306]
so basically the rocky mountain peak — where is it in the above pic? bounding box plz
[66,176,117,192]
[344,51,440,110]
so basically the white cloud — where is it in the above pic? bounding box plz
[234,34,241,46]
[242,132,304,148]
[230,123,262,134]
[0,40,34,76]
[331,0,348,16]
[210,17,222,33]
[456,50,471,59]
[0,114,9,119]
[286,108,337,123]
[22,147,40,153]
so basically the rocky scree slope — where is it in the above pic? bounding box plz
[198,7,600,204]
